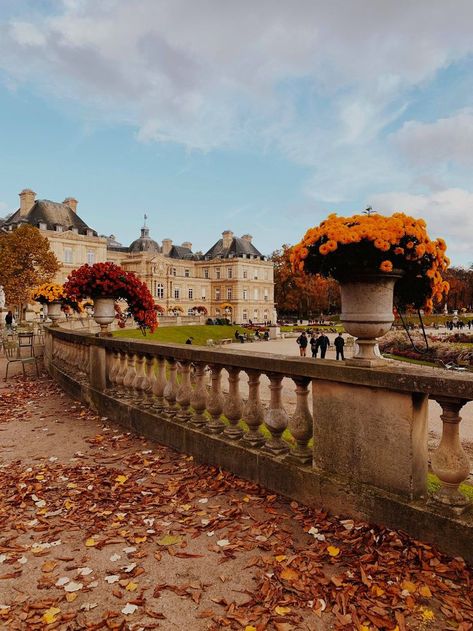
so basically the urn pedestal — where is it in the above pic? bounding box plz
[93,297,116,335]
[46,300,63,327]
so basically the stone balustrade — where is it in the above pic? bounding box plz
[44,327,473,563]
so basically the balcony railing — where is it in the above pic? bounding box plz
[44,326,473,563]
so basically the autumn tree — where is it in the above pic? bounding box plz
[443,266,473,311]
[271,245,340,318]
[0,224,60,318]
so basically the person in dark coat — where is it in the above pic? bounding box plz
[334,333,345,360]
[318,333,330,358]
[310,334,318,358]
[185,337,193,344]
[296,331,308,357]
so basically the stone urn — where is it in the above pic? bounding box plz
[93,297,116,335]
[46,300,63,327]
[338,270,402,366]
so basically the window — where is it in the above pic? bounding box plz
[216,268,221,279]
[227,287,232,300]
[254,269,259,280]
[204,268,209,279]
[188,308,195,316]
[64,247,73,264]
[188,288,193,299]
[156,283,164,298]
[264,288,269,301]
[242,311,248,322]
[86,229,94,237]
[254,288,259,300]
[227,268,232,279]
[215,287,221,300]
[87,250,95,265]
[55,225,63,232]
[172,268,177,276]
[185,269,190,278]
[243,268,248,279]
[264,270,269,280]
[174,287,180,300]
[39,222,47,230]
[253,308,258,319]
[201,287,206,300]
[243,288,248,300]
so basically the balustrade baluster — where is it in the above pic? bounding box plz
[223,367,243,439]
[144,355,155,396]
[287,378,313,464]
[264,373,289,455]
[241,370,265,447]
[122,352,137,394]
[206,365,225,433]
[431,396,471,510]
[163,359,178,417]
[176,361,192,421]
[107,350,120,386]
[190,362,208,427]
[152,356,167,409]
[132,353,148,394]
[115,351,127,387]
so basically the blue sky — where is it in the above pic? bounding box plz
[1,1,473,264]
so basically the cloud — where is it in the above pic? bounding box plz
[392,110,473,168]
[370,188,473,261]
[2,0,473,155]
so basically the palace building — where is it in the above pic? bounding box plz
[1,189,276,324]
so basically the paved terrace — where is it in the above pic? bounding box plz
[1,358,473,630]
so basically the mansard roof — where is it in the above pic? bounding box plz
[169,245,198,260]
[4,200,97,236]
[204,236,264,260]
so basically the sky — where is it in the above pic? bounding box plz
[1,0,473,264]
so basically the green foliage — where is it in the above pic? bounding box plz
[113,324,240,345]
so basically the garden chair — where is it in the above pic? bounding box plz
[2,339,40,381]
[437,359,467,372]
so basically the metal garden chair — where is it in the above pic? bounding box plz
[2,339,40,381]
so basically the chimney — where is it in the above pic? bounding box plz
[19,189,36,217]
[222,230,234,250]
[241,234,253,244]
[162,238,173,256]
[63,197,78,213]
[182,241,192,251]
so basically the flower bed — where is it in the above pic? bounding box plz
[291,212,450,312]
[64,262,158,332]
[379,331,473,366]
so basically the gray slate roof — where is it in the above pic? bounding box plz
[204,236,264,260]
[169,245,197,260]
[4,200,97,236]
[129,228,161,253]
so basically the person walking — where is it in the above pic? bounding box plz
[334,333,345,360]
[318,332,330,358]
[310,334,318,358]
[5,310,13,330]
[185,336,194,344]
[296,331,308,357]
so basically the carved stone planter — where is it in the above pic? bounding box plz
[338,271,402,366]
[46,300,62,327]
[93,297,116,335]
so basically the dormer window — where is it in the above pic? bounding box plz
[39,222,47,230]
[72,227,79,234]
[55,224,63,232]
[86,229,94,237]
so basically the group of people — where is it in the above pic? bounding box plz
[445,320,472,331]
[296,331,345,360]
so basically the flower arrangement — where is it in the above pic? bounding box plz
[291,212,450,312]
[32,283,81,312]
[31,283,66,304]
[64,262,158,332]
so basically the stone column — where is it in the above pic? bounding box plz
[431,396,471,511]
[163,359,178,418]
[223,367,243,439]
[288,378,313,464]
[190,362,208,427]
[175,361,192,421]
[206,365,225,434]
[264,373,289,455]
[241,370,265,447]
[89,345,107,392]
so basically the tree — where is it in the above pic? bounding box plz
[443,266,473,311]
[0,225,60,318]
[271,245,340,318]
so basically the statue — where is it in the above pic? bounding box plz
[0,285,5,309]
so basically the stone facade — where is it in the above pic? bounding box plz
[1,190,275,323]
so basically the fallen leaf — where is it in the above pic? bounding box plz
[41,560,58,573]
[157,535,181,546]
[122,603,138,615]
[275,606,291,615]
[105,575,120,584]
[64,581,83,592]
[327,545,340,557]
[126,581,138,592]
[65,593,78,602]
[115,475,128,485]
[42,607,61,625]
[280,567,299,581]
[85,538,96,547]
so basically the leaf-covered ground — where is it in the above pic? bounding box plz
[0,371,472,630]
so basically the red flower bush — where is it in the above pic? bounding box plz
[64,262,158,332]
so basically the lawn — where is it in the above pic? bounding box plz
[113,324,242,346]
